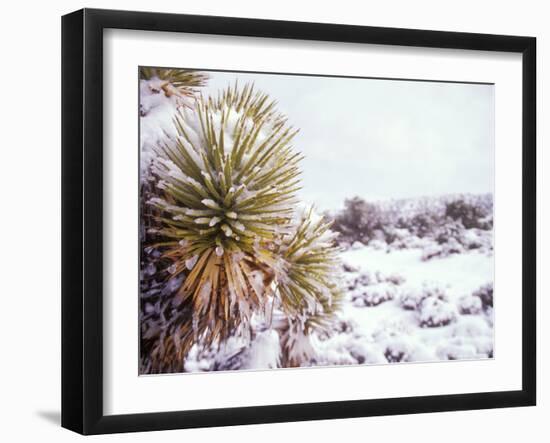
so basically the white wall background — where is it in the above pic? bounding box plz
[0,0,545,441]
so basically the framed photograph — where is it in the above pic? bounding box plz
[62,8,536,435]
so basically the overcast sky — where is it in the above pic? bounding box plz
[204,70,494,212]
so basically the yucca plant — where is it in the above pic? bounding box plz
[275,208,344,366]
[143,82,342,372]
[139,66,209,246]
[140,67,209,104]
[139,68,210,373]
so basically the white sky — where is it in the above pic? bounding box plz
[204,70,494,212]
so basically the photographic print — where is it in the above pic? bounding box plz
[139,67,494,375]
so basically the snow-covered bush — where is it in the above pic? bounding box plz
[445,198,492,230]
[312,324,388,366]
[450,316,492,338]
[368,239,387,250]
[397,284,457,327]
[444,316,494,358]
[347,269,405,292]
[420,244,442,261]
[457,294,483,315]
[459,229,484,250]
[342,262,360,273]
[346,268,405,308]
[384,272,406,285]
[421,237,464,261]
[140,81,343,373]
[418,296,458,327]
[436,316,493,360]
[434,220,463,245]
[330,197,388,245]
[472,283,493,310]
[398,283,448,311]
[399,290,423,311]
[347,271,375,290]
[351,282,397,307]
[456,282,493,318]
[435,341,478,360]
[383,337,435,363]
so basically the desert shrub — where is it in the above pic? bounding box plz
[384,272,406,285]
[347,269,405,290]
[437,316,494,360]
[311,329,388,366]
[434,220,463,245]
[472,283,494,310]
[445,197,493,230]
[410,212,441,238]
[421,237,464,261]
[384,346,407,363]
[399,290,423,311]
[418,296,458,327]
[436,342,478,360]
[457,294,484,315]
[331,197,387,244]
[448,284,494,327]
[342,262,360,273]
[347,271,376,290]
[383,338,435,363]
[351,282,397,307]
[398,284,448,311]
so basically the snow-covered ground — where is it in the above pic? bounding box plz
[311,245,494,367]
[181,243,494,372]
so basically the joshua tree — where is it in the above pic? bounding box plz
[139,68,210,374]
[141,81,342,373]
[139,67,209,110]
[274,208,343,366]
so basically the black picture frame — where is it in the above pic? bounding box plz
[61,8,536,435]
